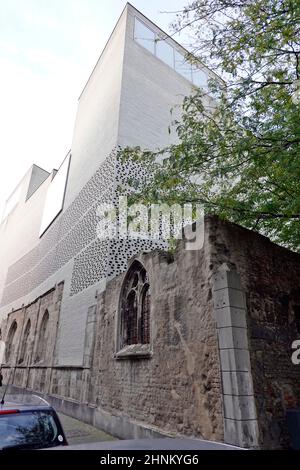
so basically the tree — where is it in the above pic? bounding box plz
[120,0,300,251]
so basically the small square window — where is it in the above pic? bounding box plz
[134,18,155,54]
[156,39,174,68]
[192,66,208,89]
[174,50,192,82]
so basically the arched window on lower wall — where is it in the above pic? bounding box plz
[18,319,31,364]
[5,320,17,363]
[119,260,150,350]
[35,310,49,363]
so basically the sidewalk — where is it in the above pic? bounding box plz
[58,412,117,445]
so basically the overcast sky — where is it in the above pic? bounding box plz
[0,0,188,216]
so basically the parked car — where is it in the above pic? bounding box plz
[0,394,68,450]
[49,437,244,451]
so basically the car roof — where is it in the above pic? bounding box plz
[0,392,52,410]
[48,437,245,451]
[0,402,53,412]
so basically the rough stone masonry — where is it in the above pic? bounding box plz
[1,215,300,449]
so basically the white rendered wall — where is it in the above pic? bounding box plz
[64,8,127,208]
[0,4,219,366]
[0,169,51,322]
[118,7,193,150]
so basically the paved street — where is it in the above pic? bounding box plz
[58,413,117,445]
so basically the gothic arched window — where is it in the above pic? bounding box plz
[119,261,150,349]
[5,320,17,363]
[19,319,31,364]
[36,310,49,363]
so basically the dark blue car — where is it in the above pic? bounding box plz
[0,395,68,450]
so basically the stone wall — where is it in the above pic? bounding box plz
[95,246,223,441]
[1,216,300,448]
[1,282,63,391]
[0,220,224,444]
[207,216,300,449]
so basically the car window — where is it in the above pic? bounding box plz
[0,410,64,449]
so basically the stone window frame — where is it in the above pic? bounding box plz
[35,309,49,364]
[18,318,31,365]
[5,320,18,363]
[115,260,152,360]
